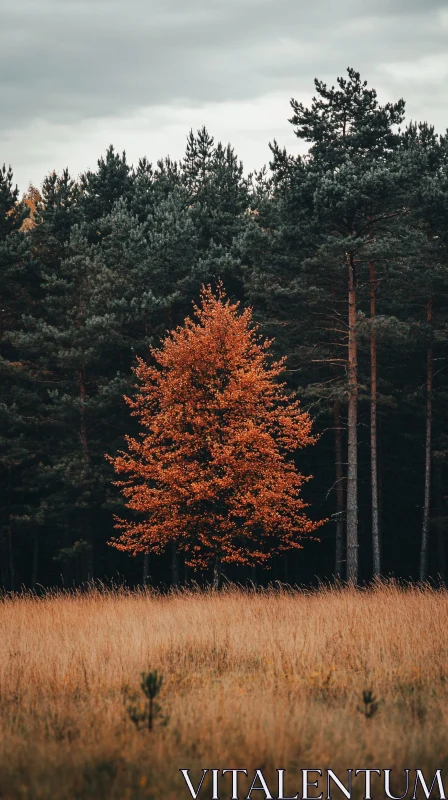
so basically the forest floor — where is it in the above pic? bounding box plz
[0,582,447,799]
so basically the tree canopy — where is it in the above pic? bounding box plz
[1,67,448,588]
[109,286,322,571]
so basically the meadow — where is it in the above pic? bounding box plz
[0,582,447,799]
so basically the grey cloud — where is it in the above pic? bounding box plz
[2,0,448,190]
[2,0,447,135]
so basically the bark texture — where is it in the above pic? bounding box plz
[370,260,381,576]
[420,299,433,581]
[334,398,345,580]
[346,253,358,583]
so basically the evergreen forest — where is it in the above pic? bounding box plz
[2,68,448,589]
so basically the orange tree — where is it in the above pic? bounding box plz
[108,285,322,577]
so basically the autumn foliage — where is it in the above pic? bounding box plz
[109,286,322,570]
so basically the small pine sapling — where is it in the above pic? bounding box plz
[357,688,380,719]
[123,670,167,732]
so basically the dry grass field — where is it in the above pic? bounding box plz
[0,582,447,799]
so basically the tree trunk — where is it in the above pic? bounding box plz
[378,418,383,561]
[334,398,345,580]
[435,462,445,582]
[0,534,7,590]
[62,519,70,588]
[420,299,433,582]
[171,541,179,587]
[251,564,257,586]
[213,558,220,590]
[31,529,39,590]
[79,368,89,462]
[143,551,150,586]
[8,526,15,592]
[370,260,381,577]
[85,535,94,582]
[346,253,358,584]
[79,368,94,582]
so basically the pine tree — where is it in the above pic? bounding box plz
[21,185,41,232]
[286,68,405,582]
[79,145,134,240]
[242,145,346,579]
[109,285,322,577]
[0,164,33,588]
[18,195,162,582]
[182,129,248,249]
[399,124,448,580]
[3,91,447,588]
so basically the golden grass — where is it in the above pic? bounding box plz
[0,582,447,799]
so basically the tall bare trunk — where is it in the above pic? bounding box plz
[79,368,93,581]
[346,253,358,584]
[0,535,7,589]
[435,462,445,582]
[378,418,383,558]
[143,552,149,586]
[334,398,345,580]
[420,299,433,581]
[31,529,39,589]
[80,541,93,583]
[79,368,89,462]
[62,519,70,588]
[8,526,15,592]
[171,541,179,587]
[213,558,220,590]
[370,261,380,577]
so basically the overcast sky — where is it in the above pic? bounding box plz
[2,0,448,193]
